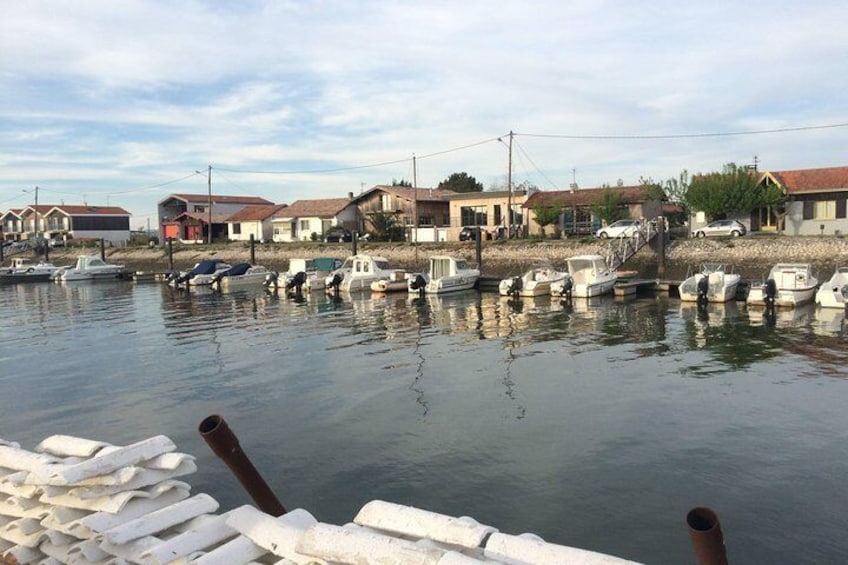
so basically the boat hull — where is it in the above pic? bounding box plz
[573,278,617,298]
[747,285,818,307]
[679,273,741,303]
[218,272,269,289]
[815,270,848,308]
[422,276,478,294]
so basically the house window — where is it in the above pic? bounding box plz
[232,223,241,235]
[494,205,502,225]
[418,215,433,226]
[380,194,392,211]
[273,227,280,235]
[460,206,487,226]
[299,219,310,231]
[194,205,205,213]
[814,200,836,220]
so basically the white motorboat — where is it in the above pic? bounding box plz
[679,263,741,303]
[265,257,344,293]
[815,266,848,309]
[371,270,410,293]
[408,256,480,295]
[52,254,124,281]
[325,254,401,293]
[552,254,617,298]
[498,264,570,297]
[212,263,270,289]
[1,257,62,283]
[168,259,232,287]
[747,263,819,307]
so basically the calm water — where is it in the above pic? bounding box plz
[1,281,846,564]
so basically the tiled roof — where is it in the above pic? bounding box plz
[50,205,132,216]
[767,166,848,194]
[165,194,275,205]
[172,211,231,223]
[0,434,640,564]
[523,186,651,208]
[355,186,456,203]
[225,204,288,222]
[275,198,352,218]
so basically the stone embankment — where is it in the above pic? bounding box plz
[42,235,847,280]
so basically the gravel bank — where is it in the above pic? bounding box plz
[41,235,848,280]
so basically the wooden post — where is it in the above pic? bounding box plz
[352,232,358,256]
[475,227,482,269]
[657,217,666,278]
[100,238,106,261]
[249,234,256,264]
[168,237,174,271]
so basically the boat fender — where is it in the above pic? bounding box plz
[26,267,34,273]
[840,284,848,300]
[763,278,777,305]
[697,276,709,301]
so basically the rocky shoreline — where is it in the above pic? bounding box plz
[41,235,848,280]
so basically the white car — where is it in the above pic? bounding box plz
[596,219,638,239]
[692,220,747,238]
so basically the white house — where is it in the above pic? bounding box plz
[271,198,356,242]
[225,204,288,242]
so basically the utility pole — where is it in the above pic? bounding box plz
[413,154,418,264]
[506,131,513,239]
[34,185,39,239]
[207,165,213,244]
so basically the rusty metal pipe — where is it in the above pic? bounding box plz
[687,506,728,565]
[199,414,286,516]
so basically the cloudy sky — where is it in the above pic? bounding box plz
[2,1,847,229]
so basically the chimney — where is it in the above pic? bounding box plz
[348,192,354,200]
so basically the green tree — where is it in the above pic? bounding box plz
[532,205,561,237]
[367,211,405,242]
[590,186,628,225]
[685,163,783,220]
[437,172,484,193]
[391,178,412,187]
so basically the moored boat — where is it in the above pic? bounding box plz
[325,254,401,293]
[0,257,62,283]
[212,263,270,289]
[371,270,410,293]
[52,254,124,282]
[679,263,741,303]
[168,259,232,287]
[552,254,616,298]
[747,263,819,307]
[815,266,848,309]
[265,257,344,294]
[498,264,570,297]
[408,255,480,295]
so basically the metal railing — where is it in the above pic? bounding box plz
[605,217,662,272]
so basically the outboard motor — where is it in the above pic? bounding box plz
[558,276,574,302]
[409,273,427,297]
[696,275,710,303]
[286,271,307,298]
[763,278,777,307]
[506,276,522,297]
[264,270,279,288]
[328,272,343,294]
[210,270,227,287]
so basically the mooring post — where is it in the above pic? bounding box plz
[249,234,256,264]
[167,237,174,271]
[352,232,358,255]
[657,216,666,278]
[475,227,482,269]
[100,238,106,261]
[687,507,728,565]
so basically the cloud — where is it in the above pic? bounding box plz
[1,0,847,223]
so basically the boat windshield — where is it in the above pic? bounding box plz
[374,260,391,271]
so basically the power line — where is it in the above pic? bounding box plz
[513,138,560,190]
[516,122,848,140]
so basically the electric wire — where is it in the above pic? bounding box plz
[516,122,848,140]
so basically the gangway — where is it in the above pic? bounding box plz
[604,217,664,272]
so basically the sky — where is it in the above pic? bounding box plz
[2,0,847,230]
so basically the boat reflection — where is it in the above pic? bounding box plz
[811,307,847,337]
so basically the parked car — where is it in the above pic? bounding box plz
[595,219,638,239]
[459,226,491,241]
[324,227,352,243]
[692,220,747,238]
